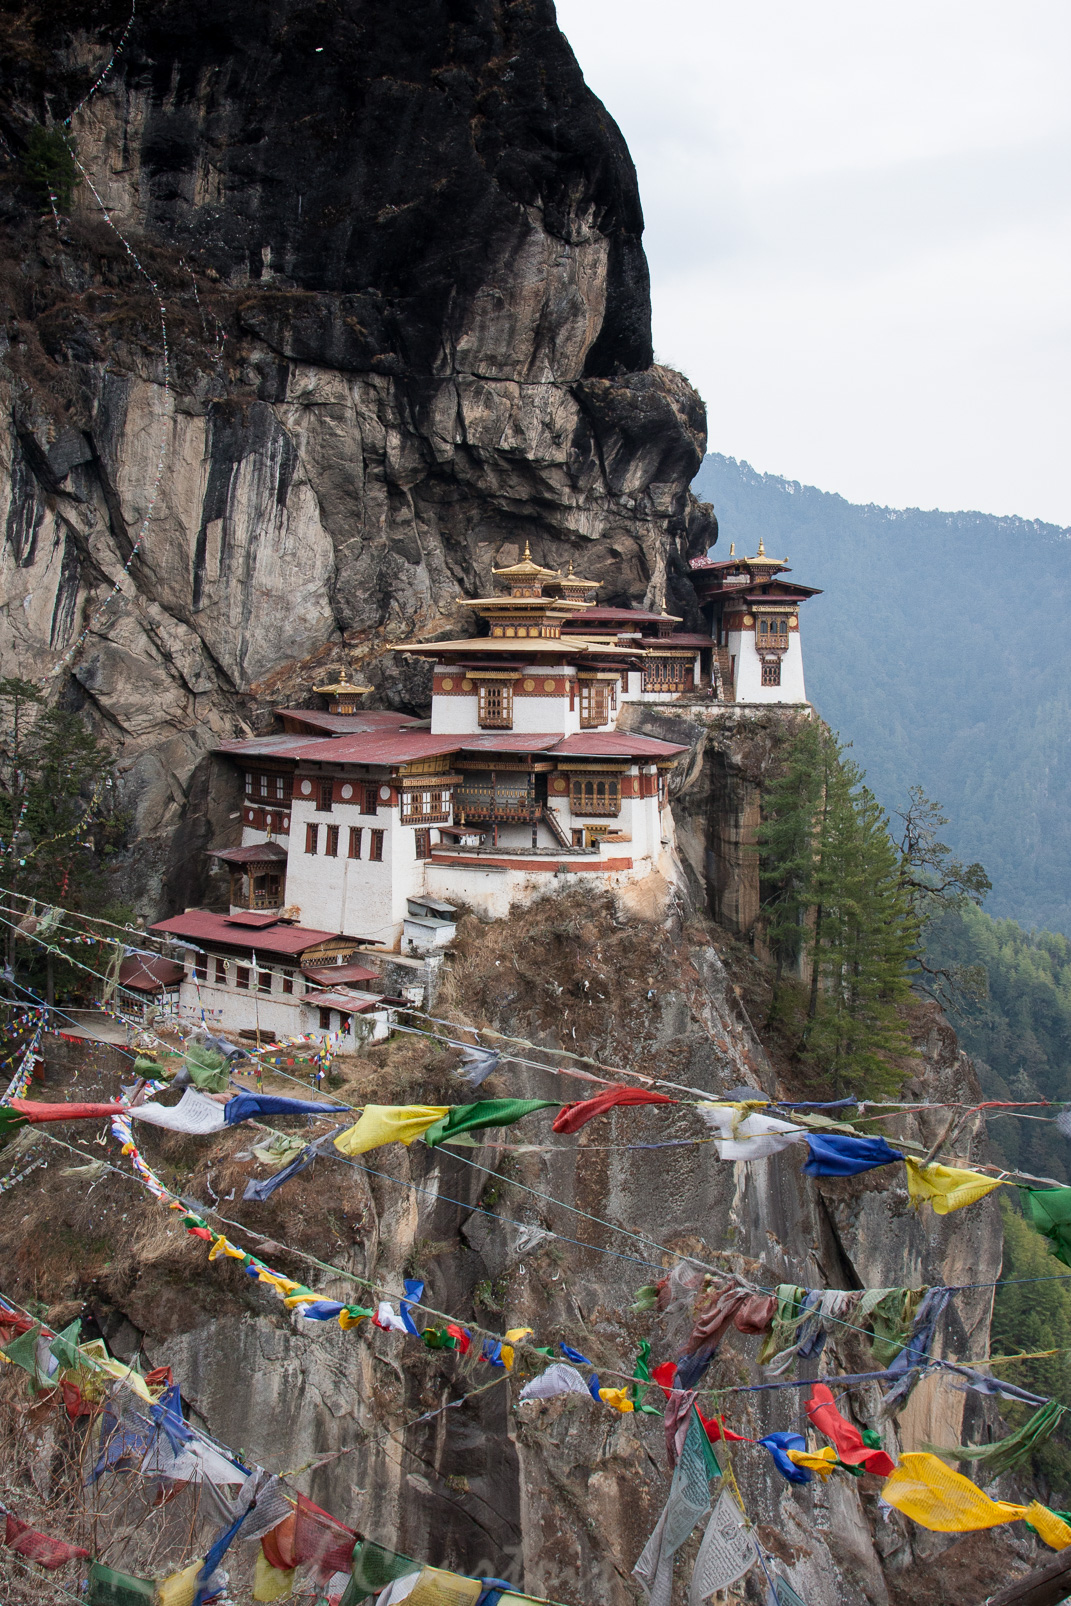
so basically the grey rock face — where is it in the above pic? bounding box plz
[0,0,714,915]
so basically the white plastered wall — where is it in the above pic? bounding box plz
[727,629,807,704]
[284,793,426,948]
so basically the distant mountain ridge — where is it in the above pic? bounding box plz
[692,453,1071,935]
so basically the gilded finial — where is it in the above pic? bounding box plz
[729,543,735,557]
[523,540,532,561]
[757,536,766,558]
[568,559,575,576]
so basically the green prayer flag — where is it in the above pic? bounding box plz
[1021,1187,1071,1268]
[631,1339,662,1415]
[861,1428,883,1451]
[1,1322,45,1381]
[87,1561,156,1605]
[342,1541,421,1605]
[925,1399,1068,1479]
[49,1318,82,1372]
[0,1108,27,1139]
[423,1100,558,1148]
[182,1042,230,1093]
[422,1327,458,1350]
[630,1284,660,1313]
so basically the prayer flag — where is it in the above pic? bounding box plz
[423,1100,557,1147]
[552,1087,675,1134]
[904,1159,1004,1214]
[801,1134,903,1176]
[334,1106,450,1155]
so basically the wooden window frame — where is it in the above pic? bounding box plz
[369,828,385,862]
[761,661,782,687]
[305,822,319,855]
[477,682,513,729]
[319,1007,332,1030]
[317,779,334,813]
[325,824,340,857]
[214,957,227,985]
[569,774,621,817]
[414,828,431,860]
[257,966,272,994]
[578,681,609,729]
[363,784,378,816]
[281,969,294,995]
[235,965,250,991]
[348,826,363,859]
[193,955,208,981]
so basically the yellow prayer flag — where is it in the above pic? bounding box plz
[405,1566,483,1606]
[598,1387,636,1413]
[334,1105,451,1156]
[208,1235,245,1262]
[155,1559,203,1606]
[1025,1501,1071,1550]
[904,1159,1005,1215]
[881,1452,1028,1531]
[500,1327,534,1371]
[253,1551,296,1601]
[786,1446,839,1479]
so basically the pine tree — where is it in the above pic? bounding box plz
[759,723,919,1095]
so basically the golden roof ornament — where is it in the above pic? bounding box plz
[314,673,373,696]
[491,539,561,582]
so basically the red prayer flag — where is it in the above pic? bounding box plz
[3,1512,89,1569]
[551,1087,676,1134]
[805,1383,895,1476]
[8,1099,126,1123]
[649,1361,748,1443]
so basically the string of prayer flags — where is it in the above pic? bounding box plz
[630,1340,664,1416]
[1020,1187,1071,1267]
[675,1284,778,1390]
[423,1099,558,1147]
[650,1362,749,1448]
[697,1104,806,1160]
[785,1447,840,1480]
[880,1453,1071,1548]
[334,1105,451,1155]
[551,1086,676,1134]
[903,1158,1005,1214]
[801,1133,903,1177]
[804,1384,895,1476]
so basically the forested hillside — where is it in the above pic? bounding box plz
[692,454,1071,935]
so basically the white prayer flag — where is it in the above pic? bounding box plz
[688,1491,758,1605]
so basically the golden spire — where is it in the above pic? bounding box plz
[523,540,532,560]
[729,542,735,556]
[757,536,766,558]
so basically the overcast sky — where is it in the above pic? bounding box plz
[555,1,1071,523]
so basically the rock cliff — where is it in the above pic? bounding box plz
[0,0,714,910]
[0,8,1018,1606]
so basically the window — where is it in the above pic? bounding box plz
[193,954,207,981]
[305,822,319,855]
[414,828,431,860]
[257,966,272,993]
[579,682,609,728]
[245,771,253,794]
[325,824,340,857]
[642,657,691,692]
[258,773,270,797]
[761,661,782,687]
[214,957,227,985]
[569,775,621,816]
[236,966,250,990]
[317,780,333,813]
[319,1007,332,1030]
[370,829,385,862]
[281,969,294,995]
[338,1013,351,1034]
[363,784,378,816]
[274,774,287,800]
[477,682,513,729]
[348,826,363,859]
[400,789,450,824]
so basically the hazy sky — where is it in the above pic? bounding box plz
[555,1,1071,523]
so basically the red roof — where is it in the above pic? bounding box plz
[552,732,687,758]
[276,709,424,734]
[118,955,185,993]
[223,910,284,926]
[306,991,383,1013]
[294,731,464,765]
[208,844,288,865]
[217,734,327,758]
[150,911,358,956]
[302,963,382,985]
